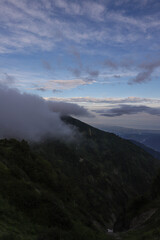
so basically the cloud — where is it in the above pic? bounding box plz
[68,66,99,85]
[93,104,160,117]
[0,73,16,85]
[36,87,47,92]
[69,60,99,79]
[54,0,81,16]
[32,78,93,92]
[52,89,62,93]
[103,58,160,85]
[45,96,160,105]
[103,58,134,70]
[0,85,91,141]
[130,71,152,84]
[44,78,95,90]
[82,1,105,21]
[69,68,82,78]
[48,101,93,117]
[69,46,82,68]
[54,0,105,21]
[107,10,160,32]
[87,70,99,78]
[130,59,160,84]
[114,75,121,78]
[103,60,118,69]
[42,60,52,70]
[1,0,159,54]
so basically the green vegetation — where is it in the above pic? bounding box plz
[0,117,159,239]
[115,163,160,239]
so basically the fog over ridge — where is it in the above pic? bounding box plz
[0,85,90,141]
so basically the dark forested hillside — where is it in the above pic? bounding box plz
[114,168,160,240]
[0,117,159,240]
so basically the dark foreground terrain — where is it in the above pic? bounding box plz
[0,117,159,240]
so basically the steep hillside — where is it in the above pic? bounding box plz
[0,117,159,239]
[0,139,113,240]
[61,116,159,195]
[130,140,160,160]
[114,169,160,240]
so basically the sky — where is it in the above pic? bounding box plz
[0,0,160,131]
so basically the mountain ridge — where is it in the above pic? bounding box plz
[0,116,159,239]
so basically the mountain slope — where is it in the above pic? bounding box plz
[114,169,160,240]
[130,140,160,160]
[61,116,159,194]
[0,117,159,239]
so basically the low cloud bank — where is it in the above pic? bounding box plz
[94,104,160,117]
[0,85,90,141]
[48,101,92,117]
